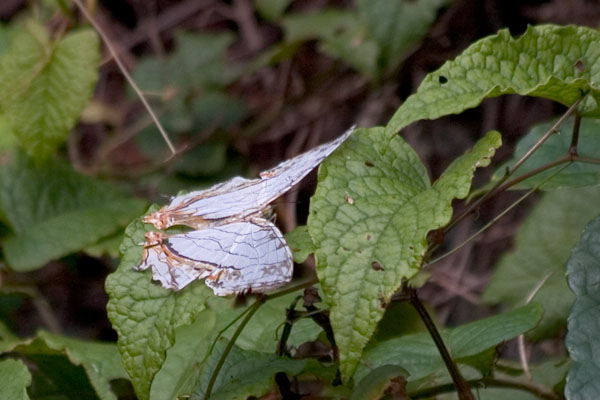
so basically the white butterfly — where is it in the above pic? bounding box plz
[136,127,354,295]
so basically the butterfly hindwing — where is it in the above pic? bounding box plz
[165,218,293,296]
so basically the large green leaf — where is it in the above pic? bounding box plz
[0,152,146,271]
[483,186,600,339]
[191,339,306,400]
[565,216,600,400]
[105,211,214,400]
[308,127,501,380]
[0,359,31,400]
[0,21,99,158]
[386,25,600,141]
[491,118,600,190]
[356,304,542,383]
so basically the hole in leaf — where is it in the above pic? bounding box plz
[371,261,384,271]
[438,75,448,84]
[364,160,375,167]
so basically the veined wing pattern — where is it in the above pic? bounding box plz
[136,127,354,295]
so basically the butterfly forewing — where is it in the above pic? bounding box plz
[145,127,354,229]
[165,218,293,296]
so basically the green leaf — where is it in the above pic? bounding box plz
[350,365,408,400]
[386,24,600,141]
[149,310,220,400]
[356,0,451,73]
[150,290,319,399]
[2,330,128,400]
[282,10,379,81]
[0,152,147,271]
[84,231,124,258]
[191,339,306,400]
[470,359,569,400]
[308,127,501,380]
[27,331,127,400]
[285,225,315,263]
[482,186,600,339]
[356,304,542,384]
[133,32,246,160]
[0,321,20,352]
[0,24,17,55]
[105,211,214,400]
[0,359,31,400]
[491,118,600,190]
[253,0,293,20]
[565,216,600,400]
[236,293,322,353]
[0,21,99,158]
[134,31,238,93]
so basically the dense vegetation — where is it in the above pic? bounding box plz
[1,1,599,399]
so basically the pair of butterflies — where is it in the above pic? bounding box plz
[136,127,354,296]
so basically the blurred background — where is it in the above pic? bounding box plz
[1,0,599,348]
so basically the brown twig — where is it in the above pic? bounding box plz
[445,98,583,233]
[407,288,475,400]
[409,377,562,400]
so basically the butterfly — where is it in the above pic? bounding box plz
[136,127,354,296]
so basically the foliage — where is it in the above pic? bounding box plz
[565,216,600,400]
[308,128,500,379]
[1,2,599,400]
[491,118,600,190]
[483,186,600,339]
[385,24,600,141]
[0,21,99,158]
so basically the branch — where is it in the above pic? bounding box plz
[409,377,563,400]
[408,288,475,400]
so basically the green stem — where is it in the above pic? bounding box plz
[204,299,264,399]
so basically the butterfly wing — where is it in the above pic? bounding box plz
[136,239,213,290]
[165,218,293,296]
[145,127,354,228]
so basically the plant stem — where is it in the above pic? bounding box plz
[445,97,582,233]
[267,276,319,300]
[428,162,572,267]
[569,113,581,154]
[409,377,562,400]
[204,298,264,399]
[408,288,475,400]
